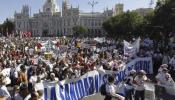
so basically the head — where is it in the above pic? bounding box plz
[108,76,115,84]
[129,70,136,76]
[19,83,28,96]
[37,90,44,99]
[138,70,146,77]
[0,73,5,85]
[50,73,55,81]
[20,65,26,72]
[162,68,168,74]
[160,64,168,69]
[30,91,39,100]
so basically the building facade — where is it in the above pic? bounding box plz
[133,8,153,17]
[14,0,117,36]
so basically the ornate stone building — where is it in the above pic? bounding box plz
[14,0,117,36]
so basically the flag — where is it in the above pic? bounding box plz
[22,31,32,38]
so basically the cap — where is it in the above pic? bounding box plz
[130,70,136,74]
[161,64,168,68]
[50,73,55,77]
[139,70,146,75]
[162,68,168,71]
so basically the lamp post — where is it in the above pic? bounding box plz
[88,0,98,36]
[88,0,98,16]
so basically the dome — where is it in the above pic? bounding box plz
[43,0,60,13]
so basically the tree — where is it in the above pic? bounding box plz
[72,25,87,37]
[152,0,175,34]
[1,19,15,36]
[103,11,143,39]
[42,30,49,37]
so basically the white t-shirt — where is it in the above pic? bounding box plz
[0,85,11,100]
[29,48,34,55]
[125,76,134,90]
[106,83,117,94]
[134,75,147,91]
[156,72,166,85]
[35,82,44,91]
[106,83,125,100]
[29,75,38,84]
[14,93,23,100]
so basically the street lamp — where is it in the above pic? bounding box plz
[88,0,98,15]
[88,0,98,36]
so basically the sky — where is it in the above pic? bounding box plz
[0,0,157,24]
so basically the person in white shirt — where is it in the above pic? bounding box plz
[105,75,125,100]
[0,74,11,100]
[134,70,148,100]
[125,70,136,100]
[165,73,174,87]
[14,83,29,100]
[162,53,170,65]
[29,71,37,84]
[169,55,175,70]
[155,68,173,99]
[50,73,58,82]
[156,68,168,85]
[158,64,168,73]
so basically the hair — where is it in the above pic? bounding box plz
[108,76,115,83]
[20,65,26,71]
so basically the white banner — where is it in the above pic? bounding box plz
[124,38,140,57]
[41,57,152,100]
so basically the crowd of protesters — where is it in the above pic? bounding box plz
[0,34,173,100]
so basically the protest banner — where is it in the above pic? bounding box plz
[124,37,140,57]
[40,57,153,100]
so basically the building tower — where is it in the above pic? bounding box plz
[43,0,59,14]
[113,3,124,16]
[62,0,71,16]
[22,5,29,17]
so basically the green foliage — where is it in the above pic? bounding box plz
[103,11,143,39]
[103,0,175,40]
[1,19,15,36]
[152,0,175,33]
[72,25,87,37]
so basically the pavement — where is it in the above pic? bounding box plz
[82,93,105,100]
[82,93,175,100]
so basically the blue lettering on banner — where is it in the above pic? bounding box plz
[70,83,77,100]
[127,66,132,72]
[144,61,150,73]
[77,80,85,98]
[84,77,90,96]
[47,58,153,100]
[103,74,109,83]
[65,84,71,100]
[59,85,65,100]
[75,82,80,99]
[139,61,142,71]
[135,61,139,71]
[88,77,94,95]
[94,75,100,92]
[51,87,56,100]
[44,88,48,100]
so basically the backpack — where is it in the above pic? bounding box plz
[100,83,107,95]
